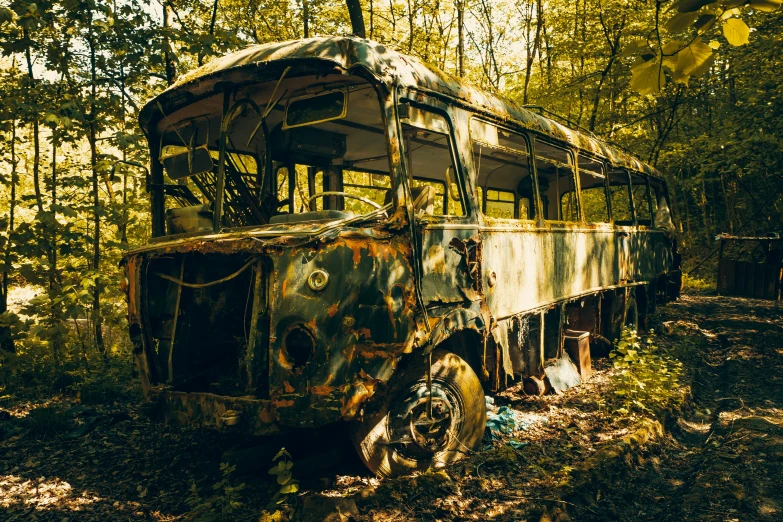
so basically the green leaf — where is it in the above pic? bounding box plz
[279,483,299,494]
[665,12,700,32]
[276,471,292,485]
[677,0,718,12]
[621,39,652,57]
[723,18,750,45]
[694,14,717,32]
[690,51,716,76]
[674,40,713,76]
[749,0,782,12]
[0,7,14,23]
[273,447,291,461]
[631,58,666,95]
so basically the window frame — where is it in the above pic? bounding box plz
[574,152,610,225]
[531,136,580,225]
[468,116,539,222]
[629,171,654,228]
[398,93,472,220]
[606,168,635,226]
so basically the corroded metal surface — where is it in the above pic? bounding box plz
[139,36,661,179]
[125,37,681,436]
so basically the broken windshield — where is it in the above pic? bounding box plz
[153,73,393,235]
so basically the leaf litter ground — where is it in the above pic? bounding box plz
[0,294,781,520]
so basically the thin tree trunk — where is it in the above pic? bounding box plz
[1,119,17,353]
[457,0,464,77]
[87,12,106,357]
[119,63,129,244]
[23,28,43,216]
[523,0,543,105]
[198,0,220,66]
[345,0,366,38]
[164,1,177,84]
[302,0,310,38]
[407,0,415,53]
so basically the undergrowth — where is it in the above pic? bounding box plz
[185,463,247,522]
[682,273,715,295]
[21,405,73,438]
[609,328,686,416]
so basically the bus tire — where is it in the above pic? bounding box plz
[351,349,486,478]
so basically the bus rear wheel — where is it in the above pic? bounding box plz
[352,349,486,478]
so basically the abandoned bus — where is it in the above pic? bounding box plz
[123,37,682,477]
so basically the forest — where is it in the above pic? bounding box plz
[1,0,782,521]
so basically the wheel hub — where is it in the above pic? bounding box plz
[389,381,464,458]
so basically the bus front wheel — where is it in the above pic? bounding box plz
[352,350,486,478]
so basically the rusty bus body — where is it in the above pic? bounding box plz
[123,37,681,476]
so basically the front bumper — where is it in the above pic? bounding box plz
[153,390,280,435]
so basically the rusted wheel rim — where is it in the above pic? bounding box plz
[389,380,464,458]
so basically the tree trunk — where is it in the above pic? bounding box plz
[457,0,464,77]
[1,119,17,353]
[345,0,366,38]
[198,0,220,66]
[87,13,106,357]
[23,28,43,216]
[523,0,543,105]
[302,0,310,38]
[164,1,177,84]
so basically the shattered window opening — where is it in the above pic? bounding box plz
[155,76,392,234]
[403,110,465,217]
[470,119,535,221]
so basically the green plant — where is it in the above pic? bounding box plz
[260,448,300,519]
[185,462,246,521]
[609,328,685,416]
[682,273,715,295]
[22,405,72,439]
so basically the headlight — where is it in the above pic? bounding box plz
[307,269,329,291]
[283,325,315,369]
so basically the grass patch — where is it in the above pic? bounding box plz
[22,405,73,439]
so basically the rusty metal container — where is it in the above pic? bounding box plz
[564,330,591,381]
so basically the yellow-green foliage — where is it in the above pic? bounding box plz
[682,274,715,295]
[609,328,685,416]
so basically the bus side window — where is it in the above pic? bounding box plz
[470,119,535,220]
[534,141,578,223]
[578,154,609,224]
[608,169,633,225]
[630,172,653,226]
[402,108,465,217]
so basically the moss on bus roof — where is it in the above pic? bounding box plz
[139,36,661,178]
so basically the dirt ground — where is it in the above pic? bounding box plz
[0,294,781,521]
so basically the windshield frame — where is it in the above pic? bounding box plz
[146,64,403,238]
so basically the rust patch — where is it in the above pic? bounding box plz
[327,303,339,317]
[310,385,336,395]
[284,381,294,393]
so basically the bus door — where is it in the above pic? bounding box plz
[398,100,478,309]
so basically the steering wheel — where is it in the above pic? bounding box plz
[305,191,383,210]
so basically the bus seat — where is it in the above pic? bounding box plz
[166,204,213,234]
[412,185,435,217]
[383,185,434,216]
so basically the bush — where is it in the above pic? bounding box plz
[609,328,685,416]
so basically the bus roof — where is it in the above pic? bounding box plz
[140,36,663,179]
